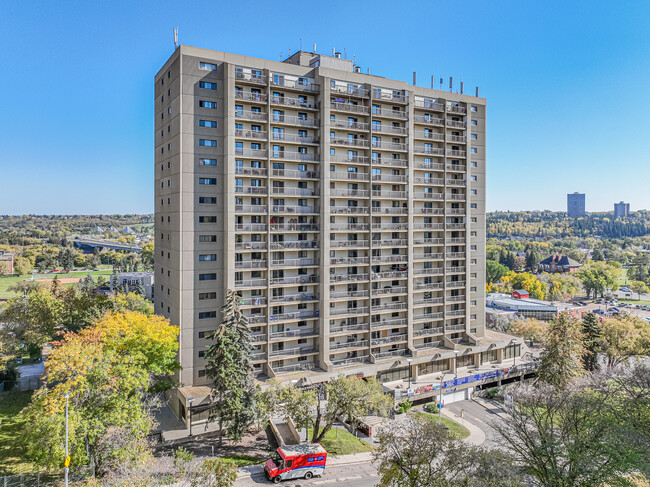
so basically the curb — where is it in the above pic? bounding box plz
[236,453,374,479]
[472,398,508,420]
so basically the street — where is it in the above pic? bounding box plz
[445,399,505,449]
[235,462,379,487]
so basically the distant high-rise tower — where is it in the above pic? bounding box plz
[614,201,630,218]
[567,193,585,218]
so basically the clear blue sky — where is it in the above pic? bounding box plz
[1,0,649,214]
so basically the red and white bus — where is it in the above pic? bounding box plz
[264,443,327,483]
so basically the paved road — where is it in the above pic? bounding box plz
[235,462,379,486]
[445,400,505,450]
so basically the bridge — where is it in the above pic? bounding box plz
[71,236,142,253]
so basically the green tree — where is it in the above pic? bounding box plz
[23,311,179,474]
[486,260,508,284]
[547,274,581,301]
[374,416,524,487]
[537,312,585,389]
[630,280,649,300]
[205,290,256,446]
[575,261,620,299]
[57,248,76,271]
[599,316,650,368]
[592,248,605,261]
[581,312,601,372]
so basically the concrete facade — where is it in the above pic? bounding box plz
[567,192,586,218]
[154,46,501,394]
[614,201,630,218]
[109,271,155,301]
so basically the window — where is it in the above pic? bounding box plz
[470,245,477,250]
[199,178,217,185]
[199,100,217,109]
[470,190,477,195]
[199,139,217,147]
[199,254,217,261]
[199,62,217,70]
[199,196,217,204]
[198,350,206,358]
[199,311,217,319]
[471,120,477,126]
[199,273,217,281]
[471,148,477,154]
[471,203,477,208]
[471,106,478,112]
[199,120,217,128]
[199,235,217,242]
[199,216,217,223]
[200,158,217,166]
[471,161,477,167]
[198,370,206,378]
[471,217,477,223]
[471,134,477,140]
[199,292,217,300]
[199,81,217,89]
[470,176,477,181]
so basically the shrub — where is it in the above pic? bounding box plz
[424,403,440,414]
[174,446,194,475]
[190,458,238,487]
[485,387,500,399]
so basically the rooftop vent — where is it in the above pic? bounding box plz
[353,66,361,73]
[334,52,341,59]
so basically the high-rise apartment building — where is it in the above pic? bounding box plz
[155,46,519,412]
[614,201,630,218]
[567,192,586,217]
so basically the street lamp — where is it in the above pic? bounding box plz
[406,358,412,390]
[438,371,457,425]
[187,398,195,437]
[64,393,70,487]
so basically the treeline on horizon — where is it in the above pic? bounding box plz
[488,211,650,239]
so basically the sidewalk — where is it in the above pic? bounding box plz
[236,451,374,480]
[440,408,486,446]
[472,397,508,420]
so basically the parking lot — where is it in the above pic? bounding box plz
[581,299,650,321]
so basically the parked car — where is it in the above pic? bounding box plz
[265,444,327,483]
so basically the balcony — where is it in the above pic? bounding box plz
[331,85,369,97]
[271,150,318,162]
[331,239,369,248]
[414,281,444,290]
[446,281,466,288]
[330,223,369,231]
[331,119,369,130]
[330,340,369,350]
[372,302,407,312]
[330,273,369,283]
[271,132,319,144]
[331,306,369,317]
[414,341,443,350]
[448,135,466,143]
[239,296,268,306]
[251,351,266,361]
[330,256,369,265]
[414,100,444,111]
[330,188,370,198]
[371,124,408,135]
[235,278,267,287]
[330,206,369,215]
[447,150,467,158]
[235,187,267,196]
[371,222,407,231]
[271,186,319,197]
[413,237,444,245]
[414,312,444,321]
[371,318,408,330]
[330,323,369,334]
[234,91,268,103]
[270,96,318,110]
[235,111,268,122]
[269,310,318,322]
[413,253,444,260]
[372,190,407,199]
[274,362,317,374]
[330,289,369,299]
[416,161,444,171]
[371,173,408,183]
[330,154,370,165]
[445,209,466,215]
[413,223,444,230]
[446,120,467,129]
[330,137,370,148]
[235,204,267,214]
[371,207,408,216]
[415,131,444,141]
[414,327,444,337]
[330,102,371,114]
[270,114,319,128]
[371,141,408,151]
[269,345,316,357]
[413,296,444,306]
[372,108,407,119]
[414,146,445,156]
[413,115,444,126]
[235,71,267,84]
[269,275,318,285]
[446,238,466,244]
[271,205,319,214]
[270,77,319,92]
[416,208,444,215]
[270,258,319,267]
[246,314,267,324]
[414,267,444,276]
[447,310,466,318]
[373,348,408,360]
[331,355,369,367]
[447,324,466,331]
[235,129,267,140]
[446,295,466,303]
[447,105,467,114]
[235,241,267,251]
[372,158,408,168]
[269,224,319,232]
[235,260,267,269]
[372,238,408,247]
[250,333,267,343]
[235,167,268,177]
[371,286,407,296]
[270,328,317,340]
[371,255,408,264]
[446,164,467,172]
[371,334,407,346]
[235,148,268,158]
[271,168,319,179]
[331,171,369,181]
[414,192,443,200]
[413,177,444,185]
[372,270,408,280]
[270,293,318,304]
[446,252,466,258]
[446,223,466,230]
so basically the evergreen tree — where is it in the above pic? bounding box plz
[205,290,256,446]
[582,312,601,372]
[133,282,145,297]
[537,313,585,389]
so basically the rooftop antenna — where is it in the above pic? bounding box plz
[313,43,317,53]
[332,47,335,56]
[300,38,302,51]
[353,54,356,65]
[412,72,416,86]
[280,51,283,61]
[344,48,347,59]
[475,86,479,97]
[288,48,291,57]
[431,75,434,89]
[460,81,464,94]
[173,27,178,49]
[439,77,443,90]
[449,76,453,93]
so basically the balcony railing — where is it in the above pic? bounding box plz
[446,120,467,129]
[271,132,319,144]
[446,252,466,258]
[330,289,369,299]
[372,190,407,199]
[414,146,445,156]
[447,105,467,114]
[413,115,444,126]
[235,129,267,139]
[235,167,268,176]
[331,85,369,97]
[372,334,407,346]
[251,333,267,343]
[371,207,408,215]
[446,164,467,172]
[235,187,267,196]
[269,224,319,232]
[372,108,408,119]
[371,255,408,264]
[269,275,318,285]
[331,239,369,247]
[373,348,408,360]
[446,310,466,317]
[270,96,318,109]
[235,260,267,269]
[330,273,369,283]
[372,238,408,247]
[330,137,370,148]
[446,281,466,288]
[270,293,318,304]
[235,278,267,287]
[331,171,369,181]
[271,168,319,179]
[371,141,408,151]
[270,258,319,267]
[330,154,370,165]
[330,340,369,350]
[271,205,319,214]
[271,186,319,197]
[413,223,444,230]
[413,177,444,185]
[235,71,267,84]
[235,148,268,158]
[416,208,444,215]
[413,253,444,260]
[269,345,316,357]
[445,209,466,215]
[330,223,369,231]
[372,158,408,167]
[414,192,443,200]
[371,124,408,135]
[331,306,369,316]
[270,114,319,127]
[373,302,407,312]
[413,341,443,350]
[330,206,369,215]
[330,102,371,114]
[414,267,444,276]
[371,318,408,329]
[239,296,268,306]
[372,271,408,280]
[331,119,369,130]
[274,362,317,374]
[330,323,369,334]
[446,237,466,244]
[416,161,444,170]
[448,135,467,143]
[446,223,466,230]
[414,100,444,111]
[447,150,467,157]
[235,204,267,213]
[413,237,444,245]
[235,91,268,103]
[372,91,408,103]
[269,310,318,322]
[371,286,407,296]
[415,131,444,141]
[235,242,267,250]
[414,281,444,290]
[331,356,369,367]
[331,256,370,265]
[371,222,407,230]
[371,173,408,183]
[414,312,444,321]
[414,327,444,337]
[446,295,466,302]
[270,328,317,339]
[271,151,318,162]
[235,111,268,122]
[271,77,319,92]
[446,324,466,331]
[330,189,370,198]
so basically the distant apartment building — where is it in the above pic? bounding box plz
[614,201,630,218]
[567,192,585,218]
[110,271,155,301]
[0,251,14,275]
[154,45,524,417]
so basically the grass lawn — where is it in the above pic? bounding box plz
[412,412,470,440]
[0,391,34,474]
[220,454,263,467]
[618,267,628,285]
[307,427,374,455]
[0,269,114,299]
[619,299,650,306]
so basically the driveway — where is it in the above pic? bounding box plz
[444,399,506,449]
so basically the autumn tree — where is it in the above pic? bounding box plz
[486,260,508,284]
[575,261,620,299]
[537,312,585,388]
[503,271,546,299]
[599,316,649,368]
[547,274,581,302]
[509,318,548,346]
[23,311,179,474]
[630,280,649,300]
[205,290,257,446]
